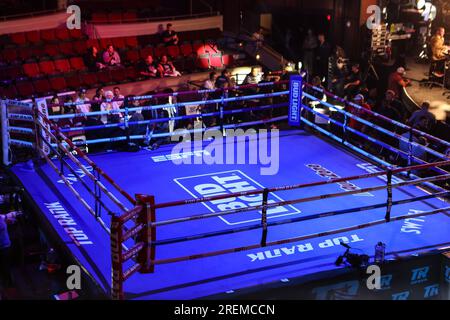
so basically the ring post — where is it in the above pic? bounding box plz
[1,100,10,166]
[261,188,269,247]
[136,194,156,273]
[110,215,124,300]
[385,169,393,222]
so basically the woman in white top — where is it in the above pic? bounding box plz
[75,89,91,114]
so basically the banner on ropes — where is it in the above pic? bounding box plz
[288,75,303,127]
[36,98,51,156]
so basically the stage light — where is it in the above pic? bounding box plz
[256,54,261,60]
[326,14,331,21]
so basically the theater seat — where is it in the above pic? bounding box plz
[126,50,140,64]
[10,32,26,46]
[49,76,67,92]
[3,65,22,81]
[110,68,127,83]
[195,54,210,70]
[0,84,18,99]
[73,40,88,55]
[26,30,41,44]
[125,36,138,48]
[33,78,51,95]
[1,48,18,63]
[23,63,40,78]
[167,45,180,59]
[16,80,34,98]
[92,13,108,23]
[125,66,139,80]
[44,44,60,57]
[140,47,154,60]
[86,39,99,49]
[55,28,70,41]
[80,72,98,88]
[54,59,71,73]
[222,54,234,67]
[192,42,205,55]
[180,42,193,57]
[210,53,223,69]
[69,28,83,40]
[17,47,32,61]
[59,42,74,56]
[64,72,82,90]
[112,37,126,49]
[40,29,57,42]
[154,45,167,58]
[38,60,57,75]
[69,57,86,71]
[97,69,112,85]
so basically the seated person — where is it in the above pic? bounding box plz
[407,101,436,132]
[430,27,449,77]
[84,46,105,71]
[215,69,232,89]
[157,55,181,77]
[343,63,362,98]
[138,55,160,78]
[126,96,146,136]
[161,23,179,46]
[113,86,124,108]
[102,45,121,67]
[75,88,91,115]
[243,67,262,86]
[378,90,404,124]
[387,67,410,99]
[100,90,122,124]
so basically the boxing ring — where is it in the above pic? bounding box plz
[1,79,450,300]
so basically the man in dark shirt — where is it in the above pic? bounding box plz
[162,23,179,46]
[139,55,160,78]
[215,69,232,89]
[315,33,332,82]
[344,63,362,98]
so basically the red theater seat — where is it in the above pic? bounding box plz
[80,72,98,88]
[0,85,18,99]
[196,54,210,69]
[125,66,138,80]
[32,46,46,58]
[126,50,140,63]
[98,38,110,50]
[92,13,108,23]
[86,39,99,49]
[112,37,126,49]
[26,30,41,44]
[110,68,127,83]
[180,42,193,57]
[10,32,26,46]
[38,60,56,75]
[55,28,70,41]
[73,40,88,55]
[54,59,71,73]
[122,12,137,21]
[33,78,51,95]
[59,42,74,56]
[125,36,138,48]
[192,41,205,55]
[23,63,40,78]
[69,28,83,39]
[16,80,34,97]
[49,76,67,92]
[69,57,86,71]
[17,47,33,61]
[40,29,57,42]
[108,12,123,22]
[221,54,234,67]
[44,44,60,56]
[140,47,154,60]
[167,45,180,59]
[97,69,112,84]
[3,65,22,80]
[1,48,18,63]
[64,72,81,89]
[154,45,167,58]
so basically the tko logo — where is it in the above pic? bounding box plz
[392,291,410,300]
[411,266,429,285]
[423,284,439,299]
[174,170,301,225]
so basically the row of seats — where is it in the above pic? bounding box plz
[91,11,138,23]
[1,28,85,47]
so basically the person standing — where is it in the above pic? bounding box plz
[302,29,318,80]
[316,33,332,83]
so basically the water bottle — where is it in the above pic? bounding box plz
[374,242,386,264]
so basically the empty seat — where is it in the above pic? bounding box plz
[31,46,46,58]
[139,47,154,60]
[195,54,210,69]
[192,42,206,55]
[73,40,88,55]
[180,42,193,57]
[112,37,126,49]
[108,12,122,22]
[69,28,83,39]
[80,72,98,88]
[98,38,110,50]
[44,43,60,56]
[1,48,18,63]
[23,63,40,78]
[64,72,82,89]
[0,84,18,99]
[125,36,138,48]
[55,28,70,41]
[33,78,51,95]
[97,69,112,84]
[125,50,140,63]
[26,30,41,44]
[38,60,56,75]
[40,29,56,42]
[91,13,108,23]
[17,47,33,61]
[222,54,234,67]
[49,75,68,92]
[154,45,167,58]
[69,57,86,71]
[86,39,99,49]
[59,42,74,56]
[122,11,137,21]
[110,68,127,83]
[125,66,138,80]
[3,65,22,80]
[54,59,71,73]
[16,80,34,97]
[10,32,26,46]
[167,45,180,59]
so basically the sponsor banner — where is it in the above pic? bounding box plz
[288,75,303,127]
[174,170,301,225]
[36,98,50,156]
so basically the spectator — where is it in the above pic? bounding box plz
[102,44,121,67]
[202,72,218,127]
[243,67,262,86]
[75,89,91,114]
[430,27,449,76]
[203,71,217,90]
[157,55,181,77]
[113,87,125,108]
[387,67,410,99]
[127,96,146,136]
[378,90,404,124]
[84,46,105,71]
[100,90,122,124]
[92,87,105,112]
[302,29,318,79]
[161,23,179,46]
[252,27,265,52]
[329,46,348,96]
[49,95,62,116]
[343,63,362,98]
[348,94,372,132]
[138,55,160,78]
[315,33,332,82]
[0,214,12,295]
[407,101,436,131]
[215,68,232,89]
